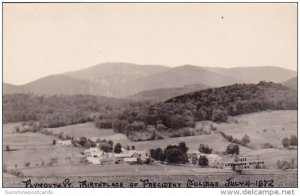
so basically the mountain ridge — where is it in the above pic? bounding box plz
[4,62,297,97]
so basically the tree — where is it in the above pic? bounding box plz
[150,148,163,161]
[178,142,189,153]
[226,144,239,155]
[112,120,128,133]
[114,143,122,154]
[290,135,298,146]
[164,145,188,164]
[100,143,112,153]
[132,145,135,150]
[198,155,209,167]
[79,137,88,147]
[241,134,250,145]
[211,109,228,122]
[198,144,212,154]
[164,147,187,164]
[282,137,290,148]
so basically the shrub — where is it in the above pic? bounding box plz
[290,135,298,146]
[277,159,293,170]
[241,134,250,145]
[281,161,291,170]
[262,143,273,149]
[198,144,212,154]
[282,137,290,148]
[232,165,243,174]
[226,144,239,155]
[276,160,282,169]
[24,162,31,167]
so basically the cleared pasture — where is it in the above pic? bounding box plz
[214,110,297,149]
[47,122,118,139]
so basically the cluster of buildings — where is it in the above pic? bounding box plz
[84,147,150,165]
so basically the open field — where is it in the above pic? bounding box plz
[47,122,115,139]
[3,123,84,171]
[215,110,297,149]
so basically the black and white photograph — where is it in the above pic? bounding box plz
[2,1,298,191]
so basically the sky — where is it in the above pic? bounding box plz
[3,3,297,85]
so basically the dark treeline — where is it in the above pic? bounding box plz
[3,94,140,128]
[112,82,297,136]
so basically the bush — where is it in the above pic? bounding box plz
[232,165,243,174]
[290,135,298,146]
[198,144,212,154]
[24,162,31,167]
[277,159,294,170]
[226,144,239,155]
[282,137,290,148]
[262,143,273,149]
[198,155,209,167]
[241,134,250,145]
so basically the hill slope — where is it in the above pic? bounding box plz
[3,83,30,94]
[127,83,210,101]
[204,66,296,84]
[127,65,242,93]
[282,77,297,89]
[115,82,297,136]
[23,75,103,96]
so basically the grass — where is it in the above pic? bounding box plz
[215,110,297,149]
[47,122,116,139]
